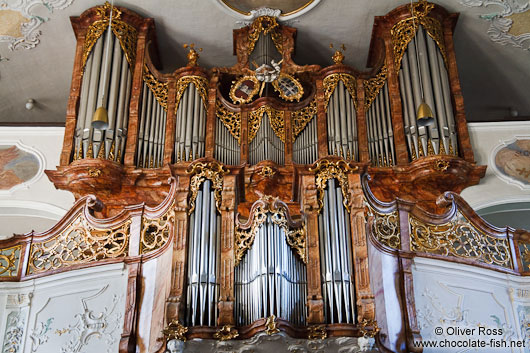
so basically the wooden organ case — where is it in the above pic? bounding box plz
[6,1,491,352]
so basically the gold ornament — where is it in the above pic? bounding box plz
[143,65,168,111]
[175,75,209,112]
[265,315,280,335]
[162,320,188,341]
[247,16,282,54]
[364,65,388,109]
[187,161,228,214]
[0,246,21,277]
[214,325,239,341]
[140,203,175,254]
[292,99,317,142]
[323,73,357,109]
[308,325,327,340]
[216,101,241,144]
[359,319,380,338]
[366,206,401,249]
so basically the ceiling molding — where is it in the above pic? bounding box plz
[0,0,75,51]
[459,0,530,50]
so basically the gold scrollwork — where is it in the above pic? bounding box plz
[88,168,102,177]
[214,325,239,341]
[82,2,137,73]
[323,73,357,109]
[0,246,21,277]
[410,213,512,268]
[176,75,209,111]
[235,196,306,265]
[292,99,317,142]
[229,75,260,104]
[390,0,447,72]
[519,243,530,272]
[141,203,175,254]
[257,166,276,178]
[162,320,188,341]
[366,206,400,249]
[265,314,280,335]
[364,65,388,109]
[308,325,327,340]
[249,105,285,143]
[28,215,130,274]
[143,65,168,110]
[310,159,358,214]
[187,161,228,214]
[216,101,241,144]
[434,159,449,172]
[248,16,282,54]
[359,319,380,338]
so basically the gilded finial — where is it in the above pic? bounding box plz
[183,43,202,67]
[330,43,346,65]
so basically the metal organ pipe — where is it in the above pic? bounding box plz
[399,26,458,158]
[326,81,358,159]
[235,216,307,326]
[214,118,240,165]
[74,29,132,161]
[366,81,395,166]
[318,179,356,324]
[249,114,284,165]
[293,115,317,164]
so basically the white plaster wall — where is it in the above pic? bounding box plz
[0,127,74,238]
[413,257,530,353]
[0,263,128,353]
[461,122,530,210]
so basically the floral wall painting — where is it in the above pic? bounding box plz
[493,138,530,189]
[0,144,42,192]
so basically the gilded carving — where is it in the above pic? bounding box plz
[214,325,239,341]
[310,159,358,213]
[175,75,209,111]
[364,65,388,109]
[187,161,228,214]
[519,243,530,272]
[235,196,306,265]
[308,325,327,340]
[257,166,276,178]
[359,319,380,338]
[0,245,21,277]
[249,106,285,142]
[390,0,448,72]
[410,213,512,268]
[143,65,168,110]
[216,101,241,144]
[292,99,317,141]
[82,2,137,73]
[140,203,175,254]
[229,75,260,104]
[434,159,449,172]
[265,314,280,335]
[28,214,130,274]
[366,206,401,249]
[323,73,357,109]
[162,320,188,341]
[272,73,304,102]
[247,16,282,55]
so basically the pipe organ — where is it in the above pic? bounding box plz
[11,1,492,352]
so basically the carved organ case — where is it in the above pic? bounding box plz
[30,1,489,351]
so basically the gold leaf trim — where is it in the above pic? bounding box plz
[410,213,512,268]
[214,325,239,341]
[249,105,285,143]
[229,75,260,104]
[272,73,304,102]
[265,315,280,335]
[390,0,447,72]
[292,99,317,142]
[323,73,357,109]
[143,64,168,110]
[364,65,388,109]
[0,245,21,277]
[310,159,358,213]
[216,102,241,144]
[82,2,137,74]
[308,325,327,340]
[366,205,400,249]
[176,75,209,111]
[187,161,229,214]
[140,202,175,254]
[28,215,130,274]
[248,16,282,54]
[235,196,306,265]
[162,320,188,341]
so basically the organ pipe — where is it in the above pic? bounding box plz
[249,114,285,165]
[174,84,207,162]
[366,82,395,166]
[326,81,358,160]
[318,179,356,324]
[74,29,131,162]
[399,26,458,159]
[293,115,317,164]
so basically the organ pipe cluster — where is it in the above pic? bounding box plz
[366,84,395,166]
[174,84,207,162]
[249,114,285,165]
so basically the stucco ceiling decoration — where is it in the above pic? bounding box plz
[460,0,530,50]
[0,0,75,51]
[216,0,320,20]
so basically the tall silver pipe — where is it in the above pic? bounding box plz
[383,85,395,164]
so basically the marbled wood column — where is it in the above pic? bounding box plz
[60,23,85,166]
[316,78,329,158]
[397,203,422,352]
[284,111,293,165]
[205,75,219,159]
[124,22,151,166]
[218,174,237,325]
[163,78,177,164]
[120,215,141,353]
[301,174,324,323]
[348,173,375,322]
[240,110,249,165]
[442,14,474,162]
[383,33,409,165]
[356,79,370,163]
[165,174,191,323]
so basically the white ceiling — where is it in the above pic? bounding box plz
[0,0,529,124]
